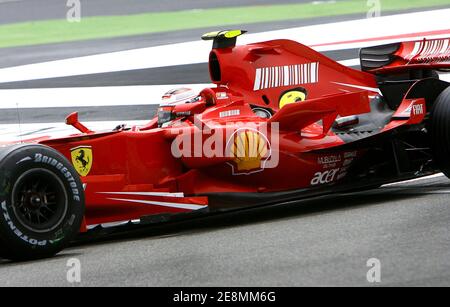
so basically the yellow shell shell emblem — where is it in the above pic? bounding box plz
[231,131,269,172]
[279,89,307,109]
[71,146,93,177]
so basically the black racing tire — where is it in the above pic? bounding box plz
[0,144,85,261]
[430,86,450,178]
[0,244,7,260]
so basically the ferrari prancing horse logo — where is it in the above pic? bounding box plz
[71,146,93,177]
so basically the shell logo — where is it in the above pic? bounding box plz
[228,130,271,174]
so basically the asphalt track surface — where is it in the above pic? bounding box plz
[1,2,450,287]
[1,175,450,286]
[0,5,445,70]
[0,49,358,89]
[0,0,320,25]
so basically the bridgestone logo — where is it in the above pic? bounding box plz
[34,153,81,202]
[1,201,47,246]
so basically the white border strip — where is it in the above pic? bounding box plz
[107,198,207,210]
[99,191,185,198]
[0,9,448,84]
[0,84,213,109]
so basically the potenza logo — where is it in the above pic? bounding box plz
[1,201,47,246]
[254,62,319,91]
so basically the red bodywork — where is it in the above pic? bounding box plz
[5,36,449,228]
[365,38,450,73]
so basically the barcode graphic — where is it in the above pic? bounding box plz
[408,39,450,62]
[254,62,319,91]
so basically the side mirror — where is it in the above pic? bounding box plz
[65,112,92,133]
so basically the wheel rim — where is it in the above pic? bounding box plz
[11,168,68,233]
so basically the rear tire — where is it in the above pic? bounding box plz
[0,244,7,260]
[0,144,85,261]
[430,86,450,178]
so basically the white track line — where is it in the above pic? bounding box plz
[0,120,148,142]
[0,84,213,109]
[0,0,24,3]
[0,71,448,110]
[0,9,448,83]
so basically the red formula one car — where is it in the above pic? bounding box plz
[1,30,450,260]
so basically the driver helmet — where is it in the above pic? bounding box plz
[160,88,198,106]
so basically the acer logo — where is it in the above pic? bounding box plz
[311,169,340,186]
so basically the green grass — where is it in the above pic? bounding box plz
[0,0,448,48]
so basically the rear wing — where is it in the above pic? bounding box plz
[360,37,450,73]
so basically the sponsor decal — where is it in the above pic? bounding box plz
[322,163,337,169]
[175,111,192,117]
[169,117,280,174]
[311,168,340,186]
[219,109,240,118]
[318,154,342,169]
[279,88,307,109]
[216,92,229,100]
[400,102,425,118]
[318,155,342,165]
[70,146,93,177]
[412,104,424,116]
[254,62,319,91]
[228,129,271,175]
[34,153,81,202]
[1,201,48,246]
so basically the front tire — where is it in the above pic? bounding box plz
[0,145,85,261]
[430,86,450,178]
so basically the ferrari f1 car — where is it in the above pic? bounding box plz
[1,30,450,261]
